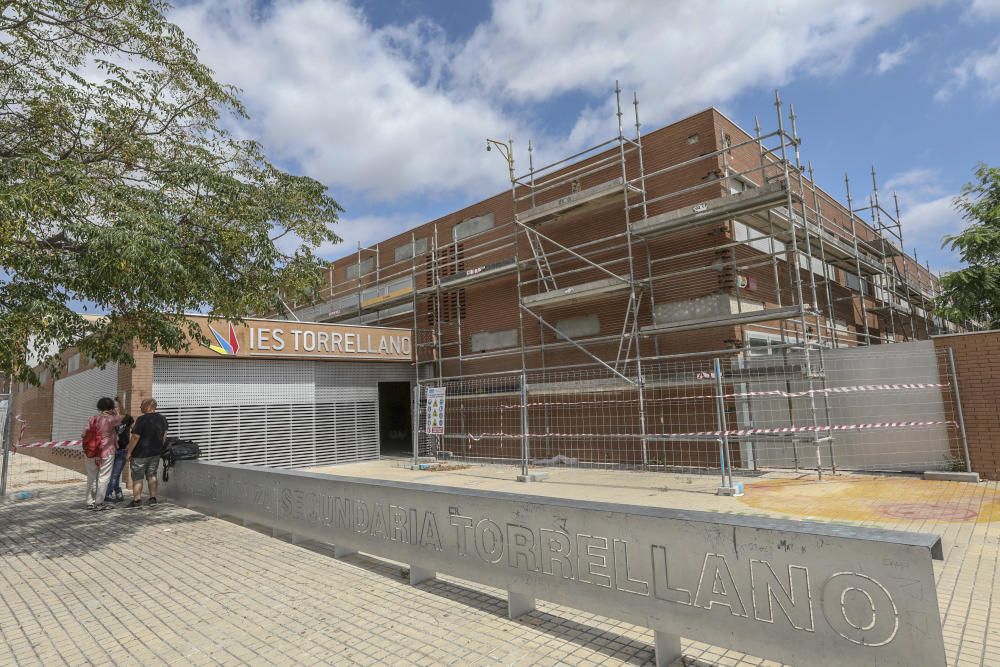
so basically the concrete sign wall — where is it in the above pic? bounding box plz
[163,461,945,666]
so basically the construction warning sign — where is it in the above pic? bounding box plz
[426,387,446,435]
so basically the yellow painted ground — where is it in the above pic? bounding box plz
[740,476,1000,523]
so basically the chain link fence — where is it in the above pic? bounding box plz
[415,342,970,482]
[1,394,85,498]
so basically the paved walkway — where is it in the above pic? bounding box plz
[2,456,998,666]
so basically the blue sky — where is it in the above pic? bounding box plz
[171,0,1000,274]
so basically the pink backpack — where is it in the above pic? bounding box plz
[82,416,102,458]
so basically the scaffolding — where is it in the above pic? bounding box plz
[287,87,960,476]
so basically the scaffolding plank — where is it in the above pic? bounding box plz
[438,258,518,290]
[631,179,797,239]
[360,286,413,311]
[641,305,806,335]
[518,178,625,226]
[521,276,630,309]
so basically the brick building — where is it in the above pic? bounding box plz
[296,104,952,377]
[279,98,964,470]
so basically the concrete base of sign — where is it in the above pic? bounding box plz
[333,545,357,558]
[923,470,980,483]
[409,565,435,586]
[716,483,744,497]
[517,472,549,483]
[654,631,682,667]
[508,590,535,620]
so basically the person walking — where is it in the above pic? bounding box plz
[82,397,122,510]
[104,398,133,503]
[127,398,168,508]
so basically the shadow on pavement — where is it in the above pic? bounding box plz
[295,541,657,665]
[0,485,210,559]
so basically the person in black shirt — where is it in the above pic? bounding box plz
[103,398,133,503]
[127,398,169,508]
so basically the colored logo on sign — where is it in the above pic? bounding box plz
[207,323,240,356]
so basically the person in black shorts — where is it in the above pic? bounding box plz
[127,398,169,507]
[104,398,133,503]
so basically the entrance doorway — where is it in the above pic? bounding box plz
[378,382,412,456]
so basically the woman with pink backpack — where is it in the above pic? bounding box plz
[81,397,122,510]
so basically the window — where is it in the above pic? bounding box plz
[394,238,428,263]
[67,354,80,373]
[329,293,359,314]
[746,336,775,356]
[346,257,374,280]
[471,329,518,352]
[733,221,786,255]
[453,213,494,241]
[555,314,600,338]
[361,277,413,304]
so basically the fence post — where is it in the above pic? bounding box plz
[713,358,740,496]
[411,383,421,469]
[520,372,529,479]
[945,347,973,474]
[0,396,12,496]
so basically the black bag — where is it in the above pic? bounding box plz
[161,437,200,481]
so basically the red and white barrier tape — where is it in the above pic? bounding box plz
[18,439,82,449]
[500,382,950,409]
[458,419,957,442]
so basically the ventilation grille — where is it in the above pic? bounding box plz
[428,244,467,325]
[157,402,378,468]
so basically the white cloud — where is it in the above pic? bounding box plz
[935,40,1000,101]
[171,1,522,202]
[170,0,939,204]
[885,168,944,196]
[882,168,965,271]
[875,40,914,74]
[897,195,965,270]
[965,0,1000,19]
[274,213,424,262]
[451,1,936,146]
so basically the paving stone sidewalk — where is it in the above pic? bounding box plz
[4,459,1000,666]
[1,484,671,667]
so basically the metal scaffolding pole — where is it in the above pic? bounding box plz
[617,82,649,466]
[844,174,872,345]
[808,162,840,347]
[756,115,789,345]
[774,91,811,346]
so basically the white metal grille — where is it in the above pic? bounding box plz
[52,364,119,440]
[153,357,412,469]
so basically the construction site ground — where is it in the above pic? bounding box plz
[1,455,997,666]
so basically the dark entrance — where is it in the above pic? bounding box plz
[378,382,412,456]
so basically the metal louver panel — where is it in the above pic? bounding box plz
[152,358,314,406]
[52,364,119,440]
[153,357,412,469]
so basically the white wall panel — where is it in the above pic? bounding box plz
[52,364,119,440]
[153,358,314,407]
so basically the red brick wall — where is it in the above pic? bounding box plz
[932,331,1000,480]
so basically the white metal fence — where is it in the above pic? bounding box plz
[416,341,969,480]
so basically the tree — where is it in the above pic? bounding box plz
[936,163,1000,330]
[1,0,342,384]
